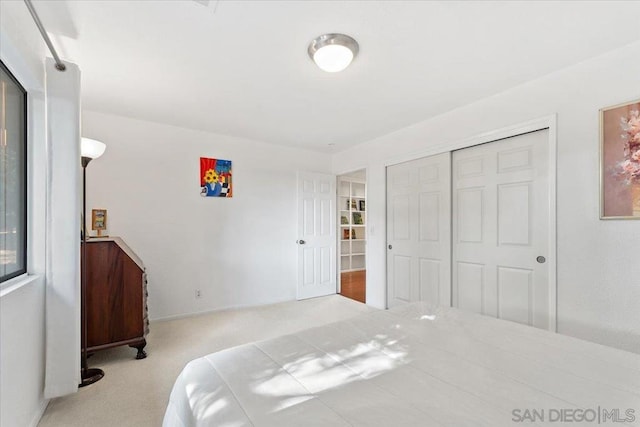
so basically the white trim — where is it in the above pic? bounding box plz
[0,274,39,297]
[28,399,49,427]
[547,116,558,333]
[384,115,557,166]
[334,164,368,177]
[384,114,558,332]
[151,296,295,322]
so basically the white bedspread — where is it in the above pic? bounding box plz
[163,303,640,426]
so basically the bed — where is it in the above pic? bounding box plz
[163,303,640,426]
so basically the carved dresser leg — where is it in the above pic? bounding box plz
[129,339,147,359]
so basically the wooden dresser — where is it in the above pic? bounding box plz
[83,237,149,359]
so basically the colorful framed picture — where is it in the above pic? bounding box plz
[200,157,232,197]
[600,99,640,219]
[91,209,107,236]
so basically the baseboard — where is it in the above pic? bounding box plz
[151,296,297,323]
[29,399,49,427]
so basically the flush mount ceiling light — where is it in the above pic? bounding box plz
[308,33,359,73]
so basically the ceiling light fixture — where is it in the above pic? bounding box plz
[308,34,359,73]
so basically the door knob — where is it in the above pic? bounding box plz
[297,240,306,245]
[536,256,546,264]
[388,244,392,249]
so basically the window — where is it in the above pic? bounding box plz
[0,60,27,283]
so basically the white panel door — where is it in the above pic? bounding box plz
[452,130,550,329]
[386,153,451,308]
[297,172,337,300]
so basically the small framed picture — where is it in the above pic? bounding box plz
[353,212,363,225]
[200,157,233,197]
[91,209,107,236]
[359,200,365,211]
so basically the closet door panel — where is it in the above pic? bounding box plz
[452,130,550,329]
[387,153,451,308]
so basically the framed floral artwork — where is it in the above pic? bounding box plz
[600,99,640,219]
[200,157,232,197]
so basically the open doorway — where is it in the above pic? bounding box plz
[337,169,366,303]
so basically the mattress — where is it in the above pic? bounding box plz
[163,303,640,426]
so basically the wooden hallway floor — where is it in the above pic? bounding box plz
[340,270,366,303]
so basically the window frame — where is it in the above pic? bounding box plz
[0,59,28,284]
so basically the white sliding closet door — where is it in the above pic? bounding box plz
[386,153,451,308]
[452,130,551,329]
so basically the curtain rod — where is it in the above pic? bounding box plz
[23,0,66,72]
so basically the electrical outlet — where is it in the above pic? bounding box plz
[195,289,202,299]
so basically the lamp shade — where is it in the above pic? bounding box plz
[81,138,106,159]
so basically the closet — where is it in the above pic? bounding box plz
[386,129,552,329]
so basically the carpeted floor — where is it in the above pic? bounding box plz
[38,295,374,427]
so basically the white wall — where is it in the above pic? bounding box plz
[2,21,83,425]
[333,41,640,354]
[0,31,49,427]
[0,279,47,427]
[82,111,332,320]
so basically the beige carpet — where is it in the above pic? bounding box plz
[38,295,375,427]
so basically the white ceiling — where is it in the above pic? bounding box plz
[2,1,640,152]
